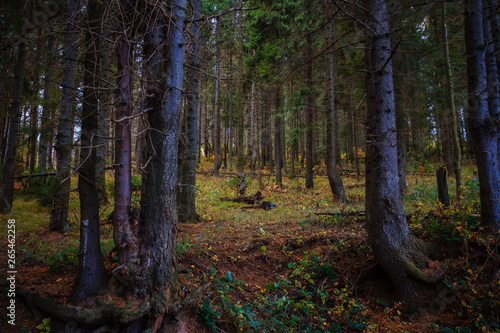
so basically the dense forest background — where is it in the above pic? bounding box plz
[1,0,500,332]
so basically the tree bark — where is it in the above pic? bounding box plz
[275,87,283,186]
[325,2,346,202]
[305,29,314,189]
[50,0,77,232]
[178,0,200,223]
[73,0,107,301]
[237,1,245,173]
[96,29,112,205]
[138,0,185,320]
[38,20,55,171]
[213,19,221,176]
[465,0,500,233]
[437,167,450,207]
[364,0,444,308]
[0,32,26,213]
[442,2,462,197]
[114,0,138,267]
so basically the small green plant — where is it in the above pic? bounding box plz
[36,317,51,333]
[177,235,195,255]
[45,246,79,270]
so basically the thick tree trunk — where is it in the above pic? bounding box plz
[364,0,444,308]
[138,0,185,321]
[0,35,26,213]
[73,0,107,301]
[442,2,462,197]
[465,0,500,233]
[114,0,138,267]
[50,0,77,232]
[178,0,200,223]
[483,0,500,167]
[325,3,346,202]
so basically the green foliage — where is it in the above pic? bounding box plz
[45,246,78,270]
[197,253,368,332]
[106,175,142,196]
[36,318,51,333]
[225,175,251,194]
[177,235,195,255]
[409,205,480,244]
[24,173,56,207]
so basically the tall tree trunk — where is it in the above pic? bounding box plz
[275,87,282,186]
[442,2,462,197]
[138,0,185,322]
[114,0,138,266]
[305,31,314,189]
[178,0,200,223]
[228,55,234,170]
[325,1,346,202]
[250,80,257,175]
[465,0,500,233]
[483,0,500,167]
[73,0,107,301]
[50,0,77,232]
[213,19,221,176]
[38,20,55,171]
[96,30,112,205]
[237,2,245,173]
[364,0,443,308]
[0,33,26,213]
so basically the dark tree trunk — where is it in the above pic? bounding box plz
[437,167,450,207]
[137,0,185,322]
[275,87,283,186]
[213,20,221,176]
[305,31,314,189]
[229,55,234,170]
[114,0,138,266]
[483,0,500,166]
[178,0,200,223]
[50,0,77,232]
[442,2,462,196]
[28,103,38,172]
[38,20,55,171]
[0,35,26,213]
[465,0,500,233]
[325,2,346,202]
[237,1,245,173]
[96,30,112,205]
[364,0,444,308]
[73,0,107,301]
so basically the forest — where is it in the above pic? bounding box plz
[0,0,500,332]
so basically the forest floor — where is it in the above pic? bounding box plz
[0,160,499,332]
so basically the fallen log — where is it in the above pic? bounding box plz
[220,191,263,205]
[315,211,366,217]
[241,201,277,210]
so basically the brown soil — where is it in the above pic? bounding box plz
[1,212,498,332]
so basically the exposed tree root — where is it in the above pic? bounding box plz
[19,282,210,331]
[404,258,448,284]
[20,289,106,326]
[19,288,150,327]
